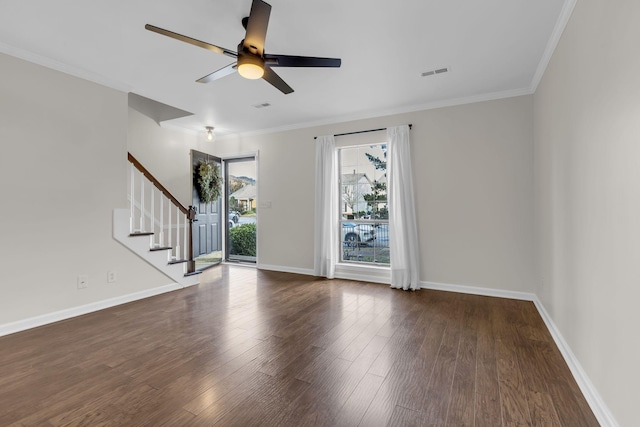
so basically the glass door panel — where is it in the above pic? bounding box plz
[225,157,257,263]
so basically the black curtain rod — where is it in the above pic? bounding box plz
[314,124,412,140]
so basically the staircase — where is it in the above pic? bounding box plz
[113,153,200,288]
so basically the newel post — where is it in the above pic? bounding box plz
[187,205,198,273]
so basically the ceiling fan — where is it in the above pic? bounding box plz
[145,0,341,94]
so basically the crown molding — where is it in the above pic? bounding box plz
[0,41,131,93]
[530,0,577,91]
[217,86,534,141]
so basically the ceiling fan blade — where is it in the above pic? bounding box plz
[145,24,237,58]
[196,63,237,83]
[262,66,293,94]
[243,0,271,55]
[264,54,341,68]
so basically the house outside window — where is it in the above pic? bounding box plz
[339,144,389,265]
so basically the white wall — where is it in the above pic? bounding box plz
[206,126,317,271]
[127,108,218,207]
[210,95,536,291]
[534,1,640,425]
[0,53,171,326]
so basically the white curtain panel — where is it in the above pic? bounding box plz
[313,135,338,278]
[388,125,421,290]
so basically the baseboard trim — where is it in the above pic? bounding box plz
[0,283,182,338]
[334,272,389,284]
[257,263,315,276]
[532,297,619,427]
[420,280,536,301]
[334,263,391,285]
[255,263,392,284]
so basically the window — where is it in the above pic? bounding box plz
[339,144,389,265]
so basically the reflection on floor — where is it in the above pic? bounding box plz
[195,250,222,270]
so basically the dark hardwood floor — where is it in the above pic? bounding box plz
[0,265,598,426]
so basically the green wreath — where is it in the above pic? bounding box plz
[195,161,223,203]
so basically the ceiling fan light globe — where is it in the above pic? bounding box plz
[237,53,265,80]
[238,62,264,79]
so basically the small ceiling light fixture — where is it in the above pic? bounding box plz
[237,54,265,80]
[205,126,215,141]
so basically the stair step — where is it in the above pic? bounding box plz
[168,259,189,265]
[115,209,199,288]
[184,271,203,277]
[150,246,172,252]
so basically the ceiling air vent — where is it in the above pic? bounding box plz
[253,102,272,109]
[421,66,450,77]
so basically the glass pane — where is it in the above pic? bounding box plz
[339,144,389,265]
[227,158,257,262]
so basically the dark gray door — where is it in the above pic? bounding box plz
[192,150,222,260]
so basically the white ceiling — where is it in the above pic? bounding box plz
[0,0,571,136]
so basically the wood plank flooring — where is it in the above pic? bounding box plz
[0,265,599,426]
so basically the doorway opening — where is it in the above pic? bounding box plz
[191,150,223,270]
[225,156,257,263]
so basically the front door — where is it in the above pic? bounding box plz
[192,150,222,270]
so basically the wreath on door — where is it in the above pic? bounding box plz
[195,161,223,203]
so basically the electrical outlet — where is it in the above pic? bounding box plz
[77,275,88,289]
[107,271,117,283]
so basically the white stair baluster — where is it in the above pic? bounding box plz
[168,202,172,259]
[175,205,181,260]
[139,173,145,232]
[130,162,135,233]
[150,187,155,245]
[159,193,164,246]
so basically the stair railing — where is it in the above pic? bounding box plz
[127,153,195,273]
